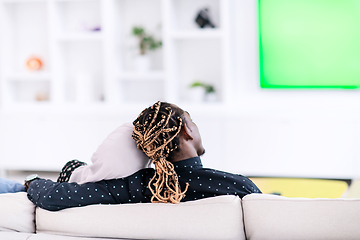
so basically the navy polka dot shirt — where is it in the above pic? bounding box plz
[27,157,261,211]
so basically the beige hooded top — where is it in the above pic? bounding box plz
[69,122,151,185]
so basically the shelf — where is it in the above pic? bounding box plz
[0,0,229,106]
[54,0,98,2]
[116,71,165,81]
[2,0,46,4]
[57,32,103,42]
[170,29,223,39]
[0,102,231,118]
[6,72,51,82]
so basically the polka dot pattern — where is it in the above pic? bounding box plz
[28,157,261,211]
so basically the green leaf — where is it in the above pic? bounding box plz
[132,26,162,54]
[189,81,215,93]
[132,27,145,36]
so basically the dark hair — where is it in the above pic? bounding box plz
[132,101,188,203]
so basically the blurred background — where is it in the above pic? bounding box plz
[0,0,359,198]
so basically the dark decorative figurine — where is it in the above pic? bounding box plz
[195,8,215,28]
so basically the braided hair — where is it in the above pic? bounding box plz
[132,101,189,203]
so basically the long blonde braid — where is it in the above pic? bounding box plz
[132,101,189,203]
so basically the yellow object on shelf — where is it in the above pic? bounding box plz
[249,177,349,198]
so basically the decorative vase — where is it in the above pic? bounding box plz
[205,92,218,102]
[134,55,151,72]
[188,87,206,103]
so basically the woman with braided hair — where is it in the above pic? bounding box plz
[26,101,261,211]
[132,101,205,203]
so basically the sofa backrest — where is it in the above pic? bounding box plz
[36,195,245,240]
[0,192,35,233]
[242,193,360,240]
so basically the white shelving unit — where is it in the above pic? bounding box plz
[0,0,253,178]
[0,0,233,110]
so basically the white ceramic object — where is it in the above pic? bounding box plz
[188,87,205,103]
[134,55,151,72]
[205,92,218,102]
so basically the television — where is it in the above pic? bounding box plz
[259,0,360,89]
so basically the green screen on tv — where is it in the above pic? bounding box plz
[259,0,360,89]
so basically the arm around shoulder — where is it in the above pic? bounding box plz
[27,179,115,211]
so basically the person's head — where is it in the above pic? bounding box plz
[132,101,204,203]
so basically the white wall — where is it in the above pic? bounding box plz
[230,0,360,179]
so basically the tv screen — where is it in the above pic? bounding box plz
[259,0,360,89]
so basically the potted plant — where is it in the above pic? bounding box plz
[132,26,162,72]
[189,81,217,102]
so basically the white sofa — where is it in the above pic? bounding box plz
[1,192,360,240]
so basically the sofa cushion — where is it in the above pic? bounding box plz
[242,193,360,240]
[36,195,245,240]
[0,232,34,240]
[27,233,127,240]
[0,192,35,233]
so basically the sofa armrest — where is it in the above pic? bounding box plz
[242,193,360,240]
[0,192,35,233]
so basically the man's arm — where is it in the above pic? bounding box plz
[27,179,117,211]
